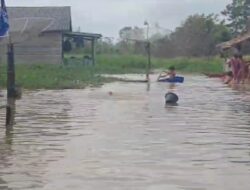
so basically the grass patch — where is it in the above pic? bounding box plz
[0,63,109,89]
[152,57,223,73]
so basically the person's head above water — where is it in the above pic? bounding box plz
[238,53,243,59]
[168,66,175,71]
[233,53,239,58]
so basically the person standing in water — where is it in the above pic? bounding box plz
[237,54,250,84]
[228,54,240,83]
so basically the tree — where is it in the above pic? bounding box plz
[119,26,133,42]
[151,14,231,57]
[170,14,221,56]
[119,26,145,41]
[152,36,176,58]
[222,0,250,36]
[97,37,116,54]
[118,26,145,54]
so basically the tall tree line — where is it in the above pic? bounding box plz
[112,0,250,58]
[66,0,250,58]
[114,14,232,58]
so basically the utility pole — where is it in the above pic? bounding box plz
[6,42,16,128]
[146,41,151,80]
[7,43,15,98]
[144,21,151,81]
[0,0,16,129]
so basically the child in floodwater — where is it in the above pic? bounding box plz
[228,54,240,83]
[237,54,250,84]
[158,66,176,80]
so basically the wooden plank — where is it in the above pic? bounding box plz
[105,76,148,83]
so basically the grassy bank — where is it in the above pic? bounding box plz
[66,54,224,73]
[0,63,112,89]
[0,54,224,89]
[152,57,224,73]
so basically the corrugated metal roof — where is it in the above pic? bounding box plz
[217,32,250,50]
[7,6,72,32]
[64,32,102,40]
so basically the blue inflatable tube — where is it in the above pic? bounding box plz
[158,76,184,83]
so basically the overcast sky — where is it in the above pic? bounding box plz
[8,0,231,40]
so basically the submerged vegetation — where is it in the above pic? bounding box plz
[0,54,224,89]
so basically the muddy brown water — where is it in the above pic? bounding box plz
[0,75,250,190]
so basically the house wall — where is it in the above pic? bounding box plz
[0,32,63,64]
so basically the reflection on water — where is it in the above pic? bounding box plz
[0,75,250,190]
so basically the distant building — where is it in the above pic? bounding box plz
[0,6,72,64]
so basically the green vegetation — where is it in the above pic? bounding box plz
[222,0,250,35]
[152,56,223,73]
[66,54,224,74]
[0,63,109,89]
[0,54,224,89]
[96,54,224,74]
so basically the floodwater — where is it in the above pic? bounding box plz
[0,75,250,190]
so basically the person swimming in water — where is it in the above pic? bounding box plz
[158,66,176,80]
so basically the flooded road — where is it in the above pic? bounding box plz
[1,75,250,190]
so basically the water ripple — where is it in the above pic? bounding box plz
[0,75,250,190]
